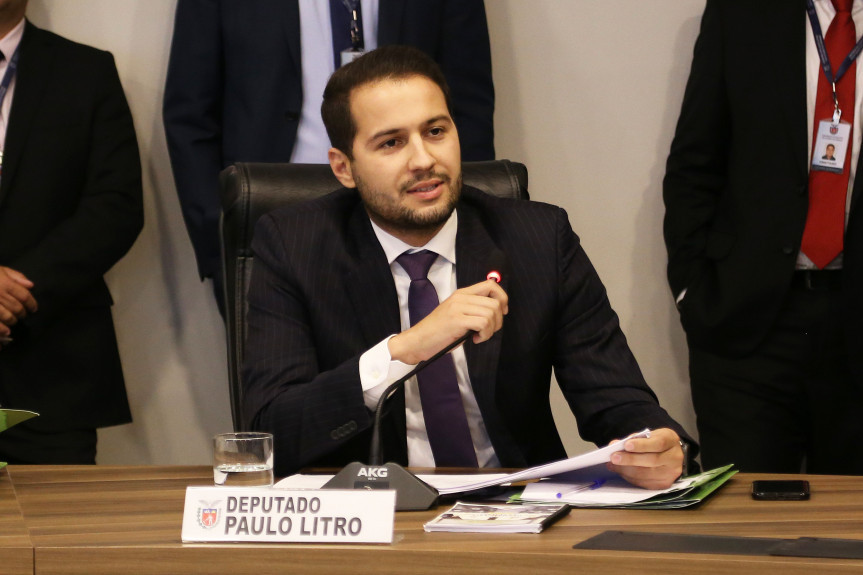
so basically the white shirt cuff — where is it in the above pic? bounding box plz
[359,335,417,410]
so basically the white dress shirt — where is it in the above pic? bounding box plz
[358,211,500,468]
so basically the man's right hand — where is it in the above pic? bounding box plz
[0,266,37,335]
[388,279,508,365]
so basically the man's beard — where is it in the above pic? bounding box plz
[357,171,462,235]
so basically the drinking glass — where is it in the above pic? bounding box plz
[213,432,274,487]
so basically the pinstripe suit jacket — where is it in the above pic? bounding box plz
[243,186,689,477]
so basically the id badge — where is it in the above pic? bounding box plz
[341,48,365,67]
[811,119,851,174]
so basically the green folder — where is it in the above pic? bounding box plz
[600,466,737,509]
[0,408,39,469]
[0,408,38,433]
[511,464,737,509]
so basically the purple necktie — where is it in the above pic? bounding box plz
[396,250,478,468]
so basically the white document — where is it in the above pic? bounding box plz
[275,474,334,489]
[274,429,651,496]
[274,472,511,492]
[520,466,715,506]
[429,429,650,495]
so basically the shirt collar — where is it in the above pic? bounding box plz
[370,209,458,265]
[0,18,25,61]
[814,0,863,17]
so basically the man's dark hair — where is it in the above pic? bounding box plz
[322,45,453,158]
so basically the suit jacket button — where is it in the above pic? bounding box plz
[782,245,795,255]
[798,184,807,196]
[285,111,299,122]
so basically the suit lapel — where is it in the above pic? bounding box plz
[377,0,405,45]
[852,152,863,217]
[0,22,51,208]
[768,0,809,177]
[342,199,407,457]
[283,0,301,73]
[343,200,401,345]
[455,197,522,464]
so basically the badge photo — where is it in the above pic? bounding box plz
[811,120,851,174]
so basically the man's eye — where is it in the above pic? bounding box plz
[429,127,444,137]
[380,138,399,149]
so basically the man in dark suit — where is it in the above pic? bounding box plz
[0,0,143,463]
[162,0,495,307]
[664,0,863,473]
[244,46,693,487]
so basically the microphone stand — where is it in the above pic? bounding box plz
[323,332,471,511]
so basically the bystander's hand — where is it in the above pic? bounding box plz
[0,266,37,337]
[388,278,508,365]
[606,427,685,490]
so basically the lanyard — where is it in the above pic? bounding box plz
[0,44,20,110]
[340,0,364,50]
[806,0,863,121]
[0,44,19,175]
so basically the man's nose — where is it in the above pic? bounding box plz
[407,137,435,171]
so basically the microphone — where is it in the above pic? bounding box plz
[368,332,471,465]
[368,270,501,465]
[323,270,503,511]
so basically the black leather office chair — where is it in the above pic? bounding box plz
[219,160,529,431]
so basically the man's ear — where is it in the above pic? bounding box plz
[328,148,356,189]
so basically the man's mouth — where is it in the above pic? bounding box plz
[410,181,440,193]
[406,179,444,199]
[404,173,450,198]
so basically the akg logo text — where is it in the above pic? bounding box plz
[357,467,388,478]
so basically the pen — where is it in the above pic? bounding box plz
[556,478,606,499]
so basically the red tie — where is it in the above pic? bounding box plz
[802,0,856,269]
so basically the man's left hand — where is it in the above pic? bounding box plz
[605,427,685,490]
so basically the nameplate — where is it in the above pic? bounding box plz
[181,486,395,543]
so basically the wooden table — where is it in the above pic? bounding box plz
[1,465,863,574]
[0,465,33,575]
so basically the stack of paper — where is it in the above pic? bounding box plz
[275,429,653,495]
[431,429,652,496]
[275,429,737,510]
[517,464,736,509]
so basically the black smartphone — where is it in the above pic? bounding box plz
[751,480,810,501]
